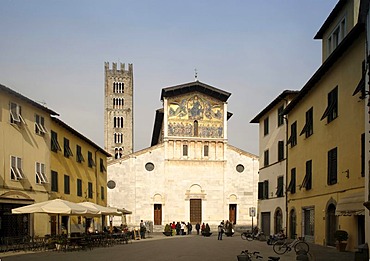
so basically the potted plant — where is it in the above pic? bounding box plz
[334,230,348,252]
[163,224,172,236]
[54,234,67,251]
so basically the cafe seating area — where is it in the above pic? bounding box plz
[0,232,132,253]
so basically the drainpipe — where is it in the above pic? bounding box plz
[282,98,289,238]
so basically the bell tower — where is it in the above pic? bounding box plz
[104,62,133,159]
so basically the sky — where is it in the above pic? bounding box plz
[0,0,338,155]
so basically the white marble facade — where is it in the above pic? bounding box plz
[107,81,258,229]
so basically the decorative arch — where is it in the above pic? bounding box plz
[289,208,297,239]
[153,193,163,203]
[228,194,237,202]
[274,207,283,234]
[326,198,337,246]
[185,184,206,200]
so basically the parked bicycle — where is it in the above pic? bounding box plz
[237,250,280,261]
[241,229,266,241]
[272,235,309,255]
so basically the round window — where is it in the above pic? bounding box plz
[145,162,155,171]
[236,164,244,173]
[107,180,116,189]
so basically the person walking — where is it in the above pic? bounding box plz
[217,221,224,240]
[195,223,200,235]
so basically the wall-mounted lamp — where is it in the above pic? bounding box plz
[342,169,350,178]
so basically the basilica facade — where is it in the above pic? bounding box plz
[107,80,258,229]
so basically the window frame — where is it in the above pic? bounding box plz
[276,176,284,197]
[63,138,73,158]
[77,178,82,197]
[301,160,312,190]
[9,102,25,124]
[183,144,188,157]
[88,151,95,168]
[10,156,25,180]
[88,182,93,199]
[278,140,284,161]
[300,107,313,138]
[51,171,58,192]
[277,105,284,127]
[263,117,269,136]
[76,145,84,163]
[327,147,338,185]
[64,174,70,194]
[288,121,297,147]
[287,168,296,194]
[321,87,338,123]
[35,162,48,184]
[264,149,269,167]
[51,131,61,152]
[35,114,47,135]
[204,144,209,157]
[100,158,106,173]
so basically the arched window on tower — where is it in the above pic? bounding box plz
[114,148,119,159]
[114,117,117,128]
[194,120,198,136]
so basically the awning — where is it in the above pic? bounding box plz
[335,192,365,216]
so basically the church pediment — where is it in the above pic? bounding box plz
[161,81,231,102]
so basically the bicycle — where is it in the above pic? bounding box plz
[237,250,280,261]
[272,235,309,255]
[241,229,266,241]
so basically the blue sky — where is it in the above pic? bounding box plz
[0,0,338,155]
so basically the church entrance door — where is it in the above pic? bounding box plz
[190,199,202,224]
[229,204,237,224]
[154,204,162,225]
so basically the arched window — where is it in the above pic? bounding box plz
[194,120,198,136]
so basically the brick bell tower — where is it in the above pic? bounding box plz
[104,62,133,159]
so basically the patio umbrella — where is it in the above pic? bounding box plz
[78,202,122,215]
[12,199,99,215]
[12,199,100,234]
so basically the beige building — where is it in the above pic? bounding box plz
[250,90,298,236]
[107,81,259,229]
[104,62,134,159]
[283,0,366,251]
[0,84,58,237]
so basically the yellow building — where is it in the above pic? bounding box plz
[0,84,59,238]
[0,83,110,238]
[283,0,366,251]
[50,117,110,234]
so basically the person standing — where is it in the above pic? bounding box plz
[195,223,200,235]
[201,222,205,236]
[218,221,224,240]
[171,221,176,236]
[187,222,192,235]
[139,220,146,239]
[180,222,185,235]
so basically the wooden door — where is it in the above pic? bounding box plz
[50,216,57,235]
[261,212,271,236]
[190,199,202,224]
[229,204,237,224]
[154,204,162,225]
[326,204,336,246]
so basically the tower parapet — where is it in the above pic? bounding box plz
[105,62,133,75]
